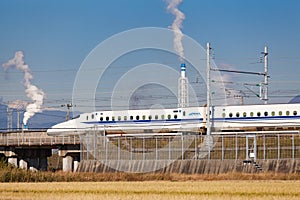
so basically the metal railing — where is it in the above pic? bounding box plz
[0,132,80,146]
[80,132,300,161]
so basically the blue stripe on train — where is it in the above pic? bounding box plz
[82,115,300,125]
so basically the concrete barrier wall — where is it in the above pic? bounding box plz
[77,159,300,174]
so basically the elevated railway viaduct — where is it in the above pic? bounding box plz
[0,130,80,172]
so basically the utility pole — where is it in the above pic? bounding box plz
[206,42,211,136]
[61,103,73,121]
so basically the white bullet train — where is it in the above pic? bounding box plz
[47,103,300,136]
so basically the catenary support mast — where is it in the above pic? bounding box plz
[263,46,268,104]
[206,42,211,135]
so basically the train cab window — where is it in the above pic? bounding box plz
[293,111,297,116]
[106,117,110,121]
[91,114,94,119]
[149,115,152,120]
[174,114,177,119]
[161,115,165,120]
[243,112,247,117]
[86,116,89,121]
[264,112,268,116]
[236,112,240,117]
[271,111,275,116]
[229,113,233,118]
[286,111,290,116]
[257,112,261,117]
[279,111,282,116]
[142,115,146,120]
[167,114,171,119]
[250,112,254,117]
[124,116,127,121]
[130,116,133,120]
[222,113,226,118]
[112,116,115,121]
[118,116,121,121]
[183,111,186,116]
[155,115,158,120]
[136,115,139,120]
[100,117,103,121]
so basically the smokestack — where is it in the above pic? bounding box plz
[23,123,28,130]
[180,63,186,78]
[178,63,188,108]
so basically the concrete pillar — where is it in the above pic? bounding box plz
[19,159,28,170]
[63,156,73,172]
[8,157,18,167]
[73,156,80,172]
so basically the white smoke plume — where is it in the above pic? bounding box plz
[165,0,185,61]
[2,51,45,125]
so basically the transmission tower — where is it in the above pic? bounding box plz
[7,107,12,131]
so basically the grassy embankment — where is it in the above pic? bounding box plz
[0,159,300,182]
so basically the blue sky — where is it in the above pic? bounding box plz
[1,0,300,111]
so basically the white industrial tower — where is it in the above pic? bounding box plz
[178,63,189,108]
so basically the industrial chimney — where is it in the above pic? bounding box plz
[178,63,189,108]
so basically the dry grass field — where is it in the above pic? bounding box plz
[1,180,300,200]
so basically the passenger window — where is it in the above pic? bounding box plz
[149,115,152,120]
[174,114,177,119]
[229,113,233,118]
[100,117,103,121]
[136,115,139,120]
[161,115,165,120]
[106,117,109,121]
[124,116,127,121]
[155,115,158,120]
[293,111,297,116]
[167,114,171,119]
[264,112,268,116]
[142,115,146,120]
[236,112,240,117]
[222,113,226,118]
[183,111,186,116]
[286,111,290,116]
[91,114,94,119]
[112,116,115,121]
[86,116,89,120]
[279,111,282,116]
[257,112,261,117]
[130,116,133,120]
[243,112,247,117]
[250,112,254,117]
[118,116,121,121]
[271,111,275,116]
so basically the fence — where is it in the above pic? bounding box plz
[80,132,300,161]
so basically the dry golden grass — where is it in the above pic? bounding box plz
[1,181,300,200]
